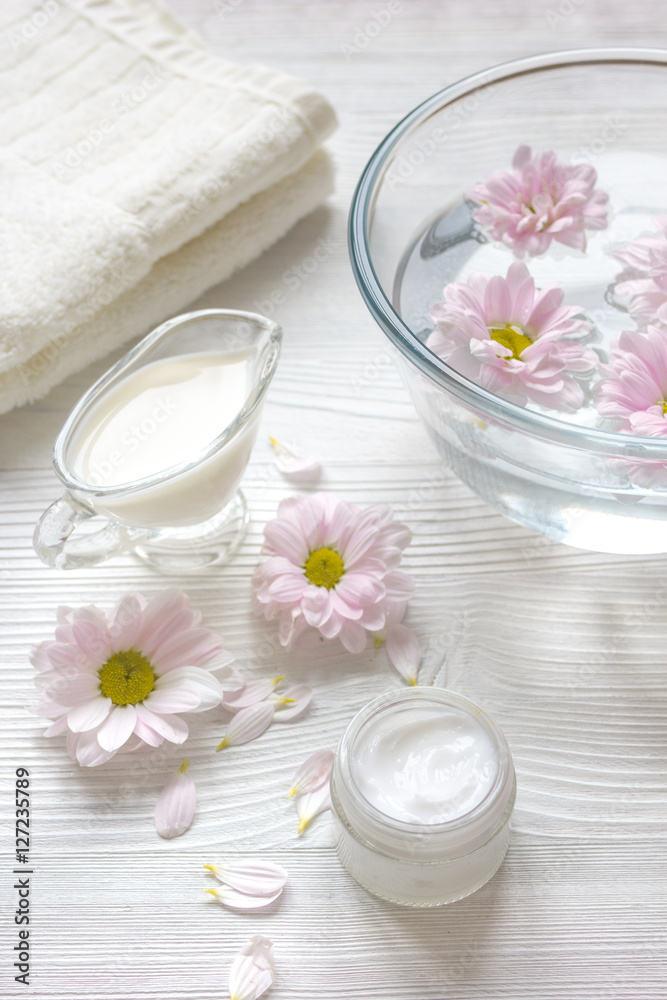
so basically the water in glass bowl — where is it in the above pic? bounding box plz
[390,150,667,553]
[393,149,667,429]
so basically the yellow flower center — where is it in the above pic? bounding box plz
[662,400,667,416]
[98,650,156,706]
[303,547,345,589]
[488,324,533,359]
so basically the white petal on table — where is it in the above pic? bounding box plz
[271,684,313,722]
[222,677,282,712]
[204,859,288,895]
[216,700,274,750]
[154,760,196,839]
[288,749,334,797]
[207,884,283,910]
[295,779,332,835]
[228,935,275,1000]
[385,623,421,685]
[269,436,321,480]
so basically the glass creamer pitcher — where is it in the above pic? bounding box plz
[33,309,282,571]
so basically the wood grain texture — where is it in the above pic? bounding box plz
[2,1,667,998]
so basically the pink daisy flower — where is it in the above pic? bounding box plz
[426,261,597,411]
[594,327,667,435]
[467,145,608,256]
[31,588,233,767]
[252,493,415,656]
[594,327,667,488]
[611,217,667,330]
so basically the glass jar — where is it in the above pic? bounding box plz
[330,687,516,907]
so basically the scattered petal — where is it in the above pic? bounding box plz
[155,760,196,839]
[271,684,313,722]
[223,676,284,712]
[385,624,422,686]
[216,701,275,750]
[204,860,287,896]
[269,436,321,480]
[206,884,282,910]
[288,749,334,798]
[228,936,275,1000]
[295,779,332,835]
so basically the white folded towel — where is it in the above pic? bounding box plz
[0,0,337,413]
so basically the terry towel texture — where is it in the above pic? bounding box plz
[0,0,337,413]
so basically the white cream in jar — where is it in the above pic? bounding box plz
[330,688,516,907]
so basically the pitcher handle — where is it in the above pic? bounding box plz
[33,493,141,570]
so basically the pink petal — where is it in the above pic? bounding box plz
[337,620,368,654]
[269,437,321,480]
[263,517,309,562]
[385,624,421,686]
[204,860,287,896]
[69,729,115,767]
[67,695,113,733]
[151,627,223,674]
[295,780,332,835]
[141,686,201,715]
[155,761,196,839]
[52,673,102,707]
[153,666,223,712]
[207,885,283,910]
[228,936,275,1000]
[135,704,189,743]
[96,704,138,752]
[132,717,164,747]
[72,619,113,663]
[134,589,193,657]
[216,701,274,750]
[272,684,313,722]
[288,749,334,797]
[109,594,145,649]
[222,677,281,712]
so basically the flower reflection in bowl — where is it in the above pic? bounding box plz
[349,48,667,554]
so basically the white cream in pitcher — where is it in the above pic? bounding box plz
[67,351,257,528]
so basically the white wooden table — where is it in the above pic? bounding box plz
[2,2,666,998]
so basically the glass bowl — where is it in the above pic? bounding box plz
[349,48,667,554]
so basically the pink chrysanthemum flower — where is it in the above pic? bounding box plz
[611,217,667,330]
[252,493,415,655]
[594,327,667,488]
[467,145,608,256]
[426,261,597,411]
[594,327,667,435]
[31,589,232,767]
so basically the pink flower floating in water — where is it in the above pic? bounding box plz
[611,217,667,331]
[31,589,233,767]
[468,145,608,256]
[252,493,418,664]
[595,327,667,435]
[427,261,597,411]
[594,327,667,488]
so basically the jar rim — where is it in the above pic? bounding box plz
[332,687,516,858]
